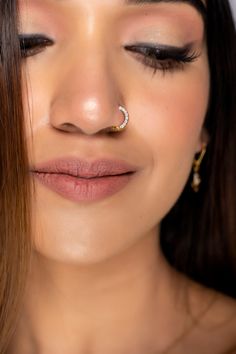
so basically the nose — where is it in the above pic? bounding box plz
[49,51,126,136]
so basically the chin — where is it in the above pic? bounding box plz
[32,226,139,266]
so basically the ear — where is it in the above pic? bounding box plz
[195,127,209,153]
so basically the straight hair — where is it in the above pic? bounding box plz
[0,0,235,352]
[161,0,236,298]
[0,1,32,352]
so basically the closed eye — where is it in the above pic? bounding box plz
[18,34,54,58]
[124,43,201,75]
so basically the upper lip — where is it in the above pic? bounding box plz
[31,158,138,179]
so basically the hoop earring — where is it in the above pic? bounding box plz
[109,106,129,133]
[191,143,207,193]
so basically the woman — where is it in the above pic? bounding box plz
[1,0,236,353]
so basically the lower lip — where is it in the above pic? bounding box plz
[32,172,134,202]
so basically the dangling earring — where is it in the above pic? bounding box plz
[191,143,207,192]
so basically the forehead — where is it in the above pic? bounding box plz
[126,0,206,21]
[20,0,207,20]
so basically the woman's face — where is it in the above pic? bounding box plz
[20,0,209,264]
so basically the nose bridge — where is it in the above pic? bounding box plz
[50,34,122,134]
[76,53,119,116]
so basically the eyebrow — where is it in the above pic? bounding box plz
[125,0,207,22]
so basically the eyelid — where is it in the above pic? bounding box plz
[18,33,55,58]
[18,33,54,42]
[124,42,201,75]
[124,42,198,57]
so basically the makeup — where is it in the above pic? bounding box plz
[31,158,138,203]
[125,42,200,74]
[18,34,54,58]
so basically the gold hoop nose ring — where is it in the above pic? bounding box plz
[109,106,129,132]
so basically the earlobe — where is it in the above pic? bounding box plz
[196,127,209,153]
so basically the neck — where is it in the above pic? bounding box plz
[8,230,189,354]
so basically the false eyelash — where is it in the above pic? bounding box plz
[124,44,200,75]
[18,34,54,58]
[18,34,200,76]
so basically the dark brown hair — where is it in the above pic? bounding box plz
[161,0,236,298]
[0,1,32,352]
[0,0,235,352]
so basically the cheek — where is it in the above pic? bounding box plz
[138,70,208,138]
[22,67,56,164]
[126,60,209,211]
[22,64,53,133]
[132,62,210,161]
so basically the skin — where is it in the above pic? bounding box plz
[8,0,236,353]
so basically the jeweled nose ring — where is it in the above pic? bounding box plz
[109,106,129,132]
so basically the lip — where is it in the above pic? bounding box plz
[31,158,138,202]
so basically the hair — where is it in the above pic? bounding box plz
[0,0,32,352]
[161,0,236,298]
[0,0,235,352]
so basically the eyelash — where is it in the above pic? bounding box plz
[18,34,200,75]
[124,44,200,74]
[19,34,54,58]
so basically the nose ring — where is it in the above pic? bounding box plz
[109,106,129,132]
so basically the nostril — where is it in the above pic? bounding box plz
[57,122,81,133]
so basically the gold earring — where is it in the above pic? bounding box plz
[191,143,207,193]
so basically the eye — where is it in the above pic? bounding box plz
[124,43,200,75]
[18,34,54,58]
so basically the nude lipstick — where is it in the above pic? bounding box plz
[31,158,137,202]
